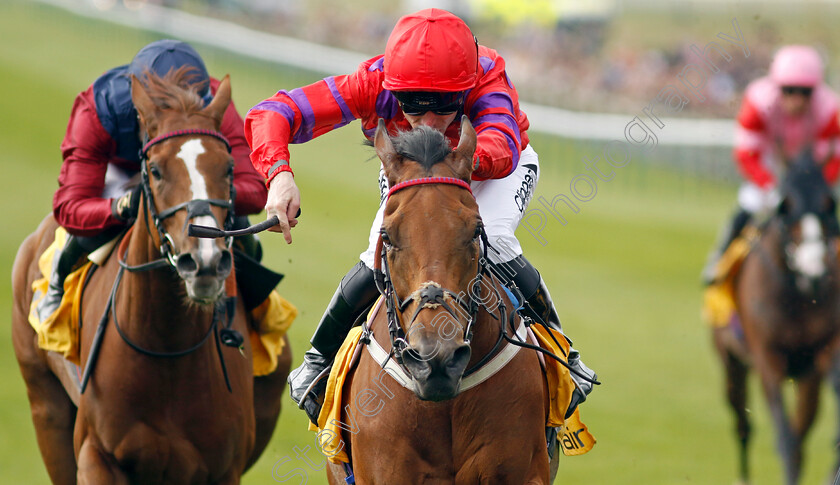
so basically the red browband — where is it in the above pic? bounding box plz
[141,129,231,159]
[387,177,473,198]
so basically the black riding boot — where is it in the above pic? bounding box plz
[36,235,87,322]
[288,261,380,425]
[701,208,751,285]
[35,228,123,322]
[508,255,597,418]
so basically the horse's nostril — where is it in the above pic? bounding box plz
[402,349,432,379]
[447,344,471,374]
[176,253,198,275]
[217,250,232,275]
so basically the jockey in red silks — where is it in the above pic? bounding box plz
[245,8,597,425]
[38,39,267,322]
[702,45,840,284]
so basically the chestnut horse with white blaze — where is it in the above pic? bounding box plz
[12,69,290,484]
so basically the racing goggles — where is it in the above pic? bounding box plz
[394,91,466,116]
[781,85,813,97]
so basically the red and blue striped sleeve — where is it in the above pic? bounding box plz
[245,58,383,183]
[466,47,530,181]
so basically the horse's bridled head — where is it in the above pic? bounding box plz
[776,148,840,291]
[131,70,236,306]
[373,118,484,401]
[145,139,234,305]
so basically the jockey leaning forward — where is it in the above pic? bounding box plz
[40,39,272,323]
[245,8,597,424]
[702,45,840,284]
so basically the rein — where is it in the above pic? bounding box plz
[79,128,241,394]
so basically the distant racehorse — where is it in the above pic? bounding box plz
[12,69,290,484]
[713,148,840,484]
[323,119,559,484]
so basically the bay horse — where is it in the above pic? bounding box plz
[713,148,840,484]
[11,69,290,484]
[324,119,557,484]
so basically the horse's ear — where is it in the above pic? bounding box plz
[374,119,400,178]
[130,74,157,135]
[202,75,231,128]
[453,116,477,180]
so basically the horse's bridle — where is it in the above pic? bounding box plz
[79,129,241,394]
[369,176,600,386]
[138,128,236,268]
[371,176,502,370]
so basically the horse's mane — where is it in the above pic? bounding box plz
[135,66,207,115]
[368,126,453,170]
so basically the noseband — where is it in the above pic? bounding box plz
[139,129,235,268]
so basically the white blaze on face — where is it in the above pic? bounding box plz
[177,139,217,262]
[792,213,826,279]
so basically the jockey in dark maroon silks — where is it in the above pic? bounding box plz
[38,39,267,321]
[245,8,597,427]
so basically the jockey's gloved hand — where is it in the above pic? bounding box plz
[565,349,597,419]
[111,186,142,223]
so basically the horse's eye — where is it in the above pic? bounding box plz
[227,162,234,178]
[473,222,483,240]
[380,230,391,244]
[150,165,162,180]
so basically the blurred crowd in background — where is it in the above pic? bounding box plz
[135,0,838,118]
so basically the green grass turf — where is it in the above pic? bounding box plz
[1,2,837,484]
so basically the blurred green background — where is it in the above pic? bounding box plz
[2,1,838,484]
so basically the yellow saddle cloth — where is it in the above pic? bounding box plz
[531,324,597,457]
[311,307,595,464]
[28,227,296,376]
[702,227,759,328]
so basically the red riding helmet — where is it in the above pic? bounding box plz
[383,8,479,93]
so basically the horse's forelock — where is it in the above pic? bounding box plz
[392,126,453,170]
[135,66,206,115]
